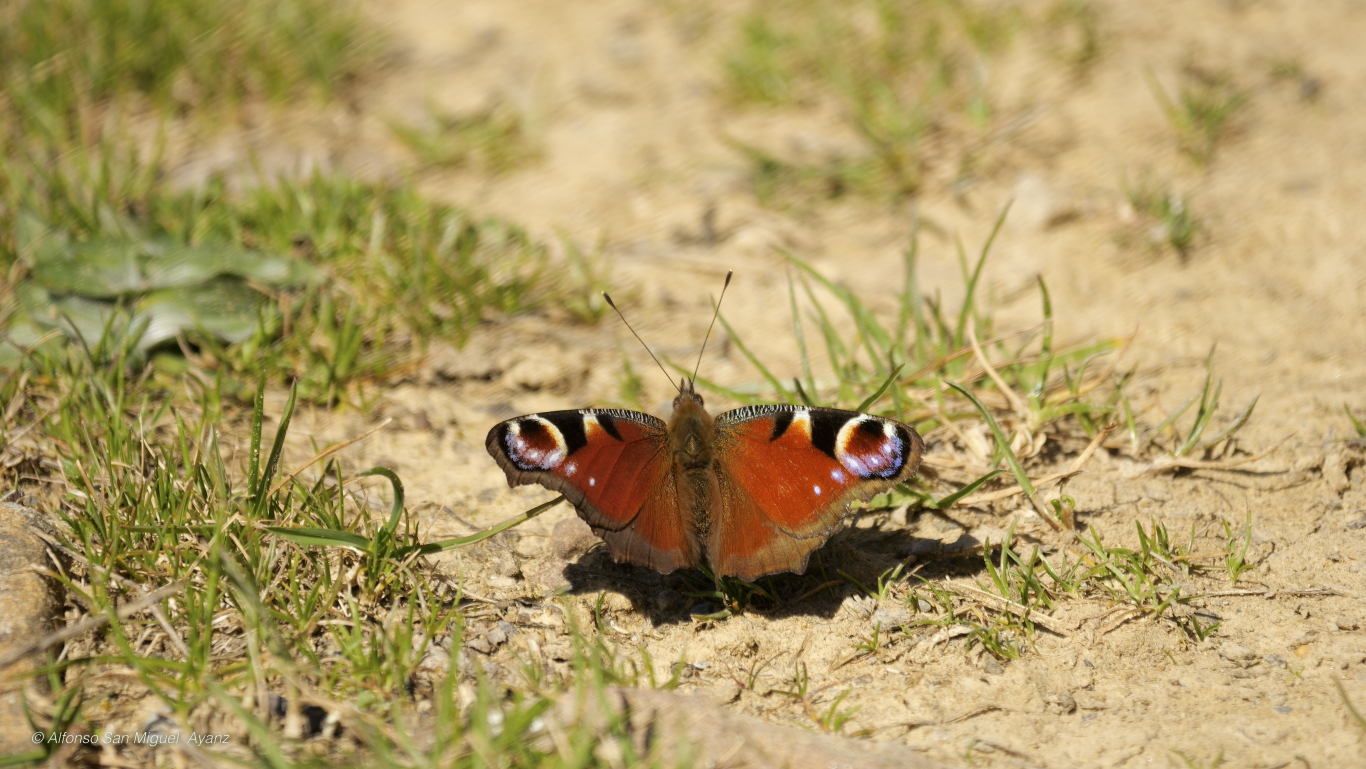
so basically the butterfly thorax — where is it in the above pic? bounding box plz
[667,387,720,539]
[667,393,716,468]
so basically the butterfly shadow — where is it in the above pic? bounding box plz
[553,508,997,627]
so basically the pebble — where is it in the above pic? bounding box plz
[872,608,911,630]
[551,517,599,561]
[1045,692,1077,714]
[1219,643,1258,665]
[840,594,877,620]
[707,681,741,704]
[543,641,573,661]
[1333,617,1359,631]
[525,558,573,595]
[983,657,1005,675]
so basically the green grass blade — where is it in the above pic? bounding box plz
[1033,274,1054,399]
[717,312,795,403]
[1177,379,1221,457]
[953,203,1011,349]
[788,253,891,370]
[799,275,848,373]
[788,269,817,398]
[1140,392,1199,451]
[415,496,566,554]
[1190,393,1258,455]
[266,526,373,549]
[253,380,299,514]
[683,366,763,404]
[931,469,1003,509]
[1347,404,1366,439]
[361,467,406,536]
[248,374,266,498]
[945,379,1035,496]
[855,363,904,413]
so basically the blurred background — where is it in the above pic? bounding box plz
[0,0,1360,415]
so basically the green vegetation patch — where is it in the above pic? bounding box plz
[0,0,375,116]
[721,0,1084,203]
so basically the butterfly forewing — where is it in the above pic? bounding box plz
[709,405,925,579]
[485,408,700,573]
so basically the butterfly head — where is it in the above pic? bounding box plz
[672,376,704,410]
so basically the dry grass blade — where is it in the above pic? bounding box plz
[957,468,1084,506]
[943,580,1075,636]
[269,417,394,496]
[1143,446,1279,473]
[967,316,1028,422]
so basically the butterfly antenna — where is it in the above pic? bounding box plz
[603,292,681,395]
[691,270,733,385]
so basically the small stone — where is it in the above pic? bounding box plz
[707,681,741,704]
[496,620,520,639]
[1045,693,1077,714]
[491,551,521,578]
[916,599,934,613]
[552,517,599,561]
[1263,654,1287,668]
[467,636,493,655]
[417,644,451,677]
[1334,617,1360,631]
[543,641,573,661]
[1075,693,1108,711]
[485,627,507,647]
[840,594,876,620]
[525,558,573,595]
[1219,643,1258,665]
[983,657,1005,675]
[486,574,517,590]
[872,608,911,630]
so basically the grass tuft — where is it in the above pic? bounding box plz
[721,0,1030,202]
[1146,66,1247,167]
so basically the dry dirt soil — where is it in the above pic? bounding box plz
[183,2,1366,767]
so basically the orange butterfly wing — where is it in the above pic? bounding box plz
[708,406,924,580]
[485,409,700,573]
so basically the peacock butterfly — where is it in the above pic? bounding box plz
[484,274,925,581]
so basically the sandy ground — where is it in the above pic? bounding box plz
[183,2,1366,766]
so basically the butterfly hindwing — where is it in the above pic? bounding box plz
[709,405,925,579]
[485,409,700,573]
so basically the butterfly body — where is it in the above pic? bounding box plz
[486,379,925,581]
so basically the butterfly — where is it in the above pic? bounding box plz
[484,275,925,581]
